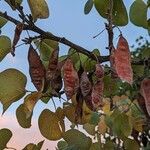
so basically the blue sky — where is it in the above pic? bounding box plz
[0,0,149,149]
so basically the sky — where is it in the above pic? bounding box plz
[0,0,149,149]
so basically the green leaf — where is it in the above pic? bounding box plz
[0,68,27,112]
[0,128,12,150]
[34,39,58,68]
[38,109,63,140]
[103,141,115,150]
[0,17,7,29]
[37,140,44,150]
[94,0,128,26]
[57,141,68,150]
[124,138,139,150]
[63,129,92,150]
[4,0,22,10]
[16,104,32,128]
[90,112,100,125]
[0,35,11,62]
[94,0,109,18]
[83,123,96,135]
[27,0,49,21]
[89,142,102,150]
[22,143,36,150]
[129,0,148,28]
[132,65,145,77]
[113,0,128,26]
[84,0,93,15]
[111,110,132,138]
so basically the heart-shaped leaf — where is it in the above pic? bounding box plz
[0,68,27,112]
[0,35,11,62]
[38,109,63,140]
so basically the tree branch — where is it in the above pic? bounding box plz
[0,11,109,63]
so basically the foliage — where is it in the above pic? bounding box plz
[0,0,150,149]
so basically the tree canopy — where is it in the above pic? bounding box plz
[0,0,150,149]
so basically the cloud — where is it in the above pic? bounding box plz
[0,115,57,150]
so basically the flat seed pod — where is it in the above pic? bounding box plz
[11,23,24,56]
[92,80,104,109]
[62,59,79,100]
[95,64,104,79]
[28,45,46,91]
[84,94,95,111]
[80,71,92,97]
[46,48,59,81]
[140,79,150,116]
[114,35,133,84]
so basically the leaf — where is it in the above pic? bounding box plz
[0,128,12,150]
[83,123,96,135]
[114,35,133,84]
[90,112,100,125]
[57,141,68,150]
[38,109,63,140]
[28,45,46,91]
[0,35,11,62]
[0,68,27,112]
[63,129,92,150]
[124,138,139,150]
[27,0,49,21]
[129,0,148,28]
[132,65,145,77]
[24,92,42,117]
[84,0,93,15]
[4,0,22,10]
[94,0,109,18]
[62,59,79,100]
[11,23,24,56]
[103,141,115,150]
[140,79,150,116]
[80,71,92,97]
[98,116,107,134]
[94,0,128,26]
[113,0,128,26]
[89,142,102,150]
[16,104,32,128]
[0,17,7,28]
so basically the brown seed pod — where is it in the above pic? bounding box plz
[95,64,104,79]
[114,35,133,84]
[92,80,104,109]
[80,71,92,97]
[46,47,59,81]
[28,45,46,91]
[140,79,150,116]
[62,59,79,100]
[11,23,24,56]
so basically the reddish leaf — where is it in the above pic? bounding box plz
[92,80,104,109]
[140,79,150,116]
[46,48,59,81]
[80,71,92,97]
[95,64,104,79]
[11,23,24,56]
[114,35,133,84]
[62,59,79,100]
[28,45,46,91]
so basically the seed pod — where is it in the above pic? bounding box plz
[28,45,46,91]
[11,23,24,56]
[95,64,104,79]
[84,94,95,111]
[46,47,59,81]
[140,79,150,116]
[62,59,79,100]
[80,71,92,97]
[92,80,104,109]
[114,35,133,84]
